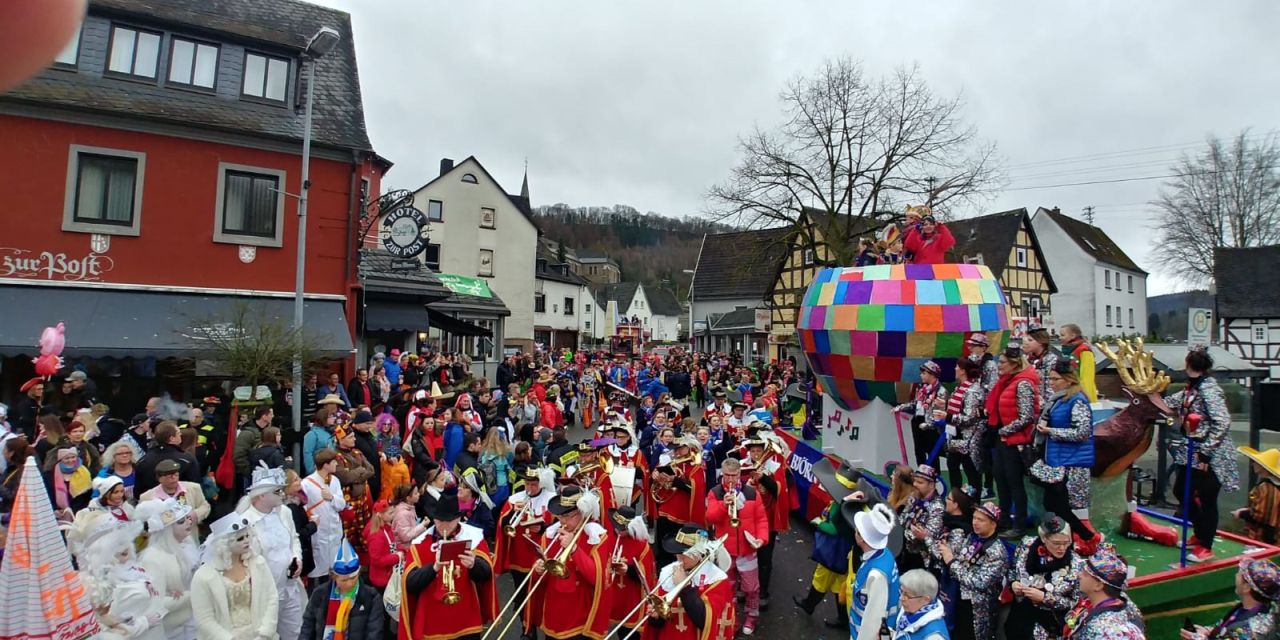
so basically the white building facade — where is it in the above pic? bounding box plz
[534,258,595,351]
[1031,207,1148,339]
[409,157,538,352]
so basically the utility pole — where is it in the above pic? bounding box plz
[926,176,937,206]
[1083,205,1095,225]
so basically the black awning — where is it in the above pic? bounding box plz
[426,308,491,337]
[365,301,427,332]
[0,286,354,358]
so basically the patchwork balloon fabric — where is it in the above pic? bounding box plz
[799,263,1011,410]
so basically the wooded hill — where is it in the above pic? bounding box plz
[533,203,735,297]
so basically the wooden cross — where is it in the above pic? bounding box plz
[714,604,735,640]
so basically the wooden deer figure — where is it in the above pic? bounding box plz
[1092,338,1172,479]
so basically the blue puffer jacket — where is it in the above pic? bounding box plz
[1045,391,1094,468]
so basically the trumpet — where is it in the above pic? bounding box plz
[726,488,740,528]
[607,537,626,587]
[441,561,461,605]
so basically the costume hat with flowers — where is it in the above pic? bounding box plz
[1084,543,1129,590]
[247,461,287,497]
[139,497,193,532]
[1239,446,1280,479]
[332,539,361,576]
[1241,557,1280,601]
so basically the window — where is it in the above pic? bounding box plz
[534,294,546,313]
[1254,326,1269,344]
[214,163,286,246]
[1105,305,1112,327]
[1104,271,1111,289]
[802,248,816,266]
[564,297,574,316]
[168,38,218,88]
[585,321,591,330]
[480,207,495,229]
[63,146,145,236]
[461,173,478,184]
[107,26,162,78]
[427,200,443,222]
[1015,247,1027,267]
[241,52,289,101]
[1127,275,1134,293]
[585,303,592,314]
[1128,308,1134,329]
[424,243,441,271]
[479,249,494,276]
[54,24,82,66]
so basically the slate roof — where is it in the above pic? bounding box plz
[535,259,589,286]
[1215,245,1280,318]
[646,287,684,317]
[691,228,791,300]
[595,282,642,315]
[358,250,452,301]
[710,307,759,331]
[946,208,1058,293]
[5,0,373,152]
[1040,208,1147,274]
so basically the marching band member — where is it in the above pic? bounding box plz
[401,493,497,640]
[651,436,708,568]
[742,433,790,607]
[704,458,769,635]
[495,467,557,616]
[605,505,658,636]
[528,485,613,640]
[644,525,736,640]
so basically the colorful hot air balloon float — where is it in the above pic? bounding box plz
[798,263,1011,410]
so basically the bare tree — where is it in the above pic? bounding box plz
[1151,130,1280,286]
[707,58,1001,264]
[184,302,331,401]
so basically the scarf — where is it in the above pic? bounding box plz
[894,598,944,635]
[323,581,359,639]
[1026,540,1072,576]
[54,462,91,509]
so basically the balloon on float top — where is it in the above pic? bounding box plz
[799,263,1011,411]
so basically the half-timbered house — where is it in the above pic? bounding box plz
[1216,245,1280,379]
[946,208,1058,332]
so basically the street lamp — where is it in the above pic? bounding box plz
[292,26,341,436]
[682,268,695,350]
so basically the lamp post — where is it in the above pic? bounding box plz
[291,26,341,436]
[682,268,696,350]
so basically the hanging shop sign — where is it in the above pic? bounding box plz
[379,206,430,259]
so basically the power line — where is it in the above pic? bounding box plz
[1002,163,1278,192]
[1003,132,1274,172]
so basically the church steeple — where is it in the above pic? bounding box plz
[520,158,530,201]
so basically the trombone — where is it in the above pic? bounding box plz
[481,503,593,640]
[603,535,728,640]
[503,499,533,538]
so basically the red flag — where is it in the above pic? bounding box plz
[215,401,239,490]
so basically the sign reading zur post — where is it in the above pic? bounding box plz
[379,206,430,259]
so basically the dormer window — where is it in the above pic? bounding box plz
[168,38,219,89]
[242,52,289,102]
[107,26,162,79]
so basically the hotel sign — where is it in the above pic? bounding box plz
[0,247,114,282]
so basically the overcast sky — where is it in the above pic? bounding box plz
[311,0,1280,296]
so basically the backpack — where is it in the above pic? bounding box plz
[479,454,499,492]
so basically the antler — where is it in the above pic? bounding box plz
[1097,338,1170,394]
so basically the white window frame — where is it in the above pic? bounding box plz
[1015,247,1027,267]
[1105,305,1112,327]
[480,206,496,229]
[213,162,286,247]
[479,249,495,277]
[106,25,162,79]
[241,51,290,102]
[564,297,574,316]
[427,200,444,222]
[63,145,146,236]
[461,173,478,184]
[1104,270,1111,289]
[1254,326,1269,344]
[1127,274,1134,293]
[802,248,816,266]
[167,37,219,89]
[1128,308,1134,329]
[54,24,82,67]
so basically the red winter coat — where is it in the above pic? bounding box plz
[540,400,563,429]
[364,524,398,589]
[903,223,956,265]
[706,484,770,558]
[985,367,1041,446]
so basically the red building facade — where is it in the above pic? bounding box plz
[0,0,384,413]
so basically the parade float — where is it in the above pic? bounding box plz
[777,262,1280,636]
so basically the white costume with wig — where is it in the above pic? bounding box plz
[136,498,200,640]
[238,463,305,640]
[74,518,168,640]
[190,513,280,640]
